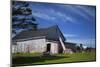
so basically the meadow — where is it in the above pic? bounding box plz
[12,52,96,66]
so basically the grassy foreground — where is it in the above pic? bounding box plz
[12,52,96,66]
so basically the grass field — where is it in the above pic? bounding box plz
[12,52,96,66]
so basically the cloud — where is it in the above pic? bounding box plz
[62,5,92,21]
[33,11,56,20]
[65,16,77,23]
[75,6,95,17]
[54,11,77,24]
[63,33,77,38]
[31,3,95,25]
[32,8,78,24]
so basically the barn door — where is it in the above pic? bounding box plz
[46,43,51,52]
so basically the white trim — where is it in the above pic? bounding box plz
[59,36,66,52]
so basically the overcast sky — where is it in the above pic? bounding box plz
[26,2,96,48]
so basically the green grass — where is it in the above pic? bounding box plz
[12,52,96,66]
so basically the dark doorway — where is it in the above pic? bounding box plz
[46,43,51,52]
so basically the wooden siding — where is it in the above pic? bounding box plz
[12,39,60,54]
[46,41,59,54]
[12,38,46,53]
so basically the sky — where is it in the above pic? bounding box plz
[20,2,96,48]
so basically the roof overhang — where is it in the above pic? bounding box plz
[12,36,46,42]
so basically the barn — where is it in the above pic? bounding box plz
[64,42,77,54]
[12,25,68,54]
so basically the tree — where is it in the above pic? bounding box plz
[76,44,83,52]
[76,46,81,52]
[80,44,83,51]
[12,1,37,35]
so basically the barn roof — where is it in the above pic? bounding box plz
[13,25,65,41]
[64,42,77,52]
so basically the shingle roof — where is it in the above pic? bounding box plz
[13,25,65,41]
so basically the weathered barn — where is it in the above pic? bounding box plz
[12,25,67,54]
[64,42,77,53]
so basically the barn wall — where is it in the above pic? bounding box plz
[12,39,61,54]
[12,45,17,53]
[13,38,46,53]
[46,41,59,54]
